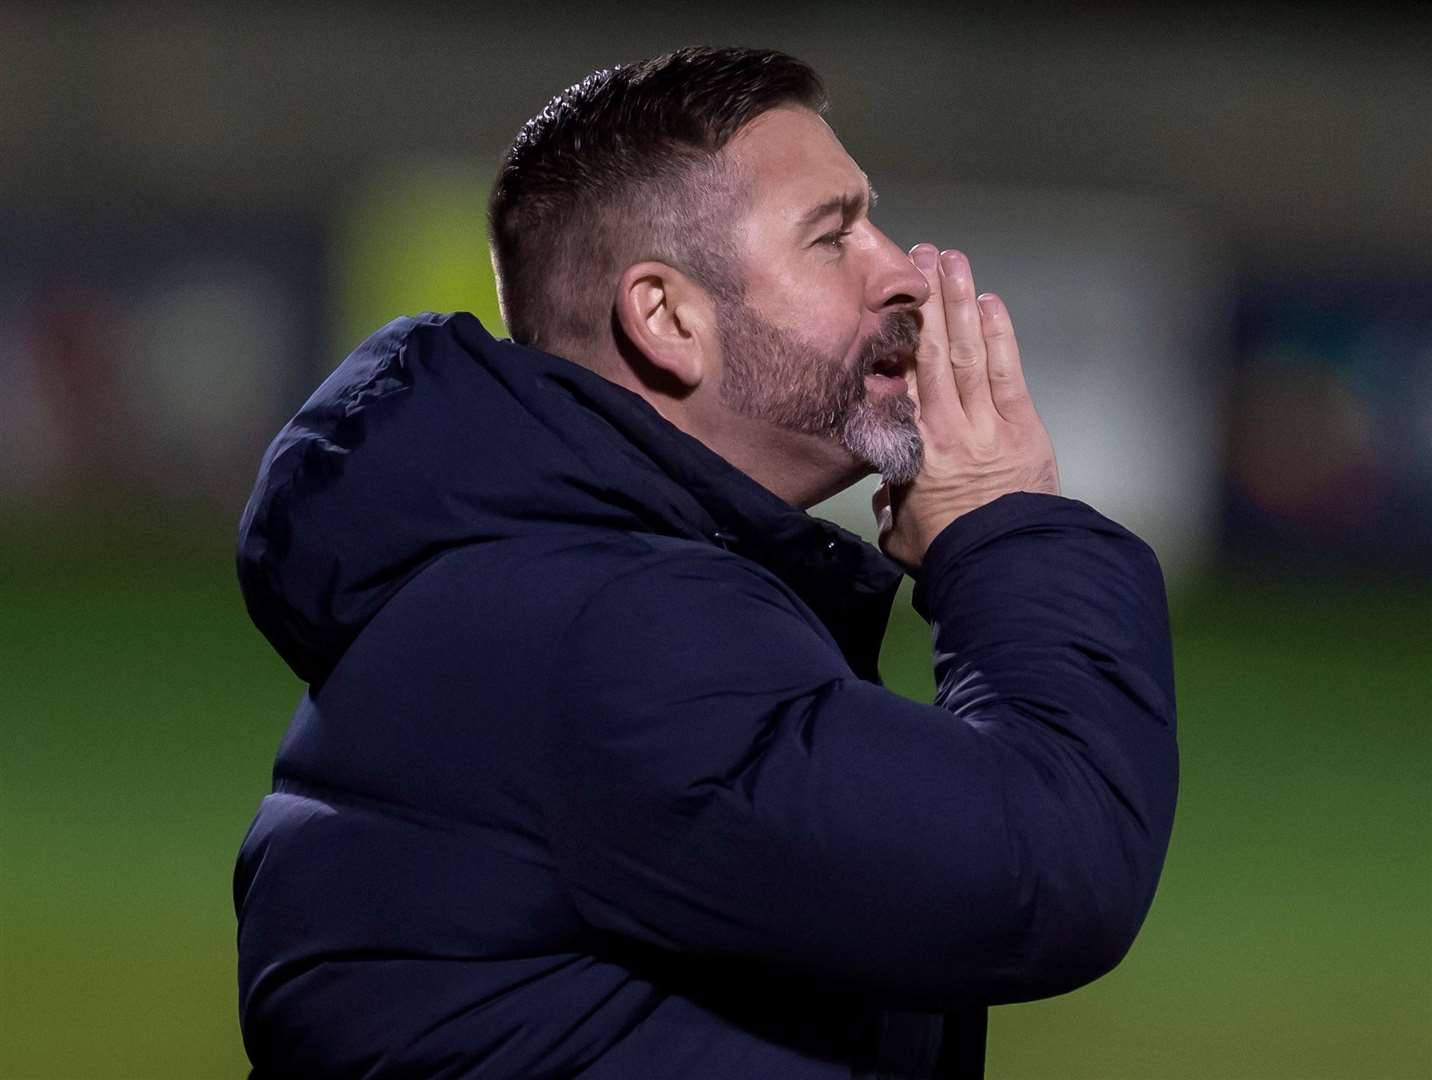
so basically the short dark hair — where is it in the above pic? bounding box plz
[488,47,828,351]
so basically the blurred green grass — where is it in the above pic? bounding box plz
[2,516,1428,1079]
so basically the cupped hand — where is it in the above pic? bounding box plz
[874,246,1059,570]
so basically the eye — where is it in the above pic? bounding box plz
[816,228,853,251]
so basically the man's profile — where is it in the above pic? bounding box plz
[234,46,1177,1079]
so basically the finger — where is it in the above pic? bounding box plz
[908,243,962,434]
[976,292,1035,422]
[938,250,994,423]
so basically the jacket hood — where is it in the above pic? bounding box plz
[237,312,901,684]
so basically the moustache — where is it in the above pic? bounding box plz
[857,311,921,376]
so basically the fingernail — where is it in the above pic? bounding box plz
[910,244,937,271]
[977,292,1000,314]
[939,250,965,278]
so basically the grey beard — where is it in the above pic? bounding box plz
[839,392,923,485]
[716,297,924,484]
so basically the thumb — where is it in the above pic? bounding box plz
[872,481,895,549]
[872,481,891,528]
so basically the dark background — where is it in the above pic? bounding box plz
[2,4,1429,1077]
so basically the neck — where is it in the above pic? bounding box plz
[701,416,868,507]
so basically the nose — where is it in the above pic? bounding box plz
[865,225,930,313]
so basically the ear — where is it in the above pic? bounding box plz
[613,261,717,390]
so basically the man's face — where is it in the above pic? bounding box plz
[713,107,931,484]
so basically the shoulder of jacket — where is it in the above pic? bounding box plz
[577,532,798,603]
[399,528,792,626]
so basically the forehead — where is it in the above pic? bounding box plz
[724,106,867,220]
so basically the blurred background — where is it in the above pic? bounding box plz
[2,4,1428,1077]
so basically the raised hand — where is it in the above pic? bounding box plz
[875,246,1059,569]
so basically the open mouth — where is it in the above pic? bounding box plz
[865,352,912,393]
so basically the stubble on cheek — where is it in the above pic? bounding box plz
[716,299,861,434]
[716,301,924,487]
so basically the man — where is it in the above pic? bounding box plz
[234,47,1177,1078]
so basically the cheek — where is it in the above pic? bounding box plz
[765,269,865,356]
[809,296,866,365]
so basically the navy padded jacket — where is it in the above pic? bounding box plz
[234,312,1178,1078]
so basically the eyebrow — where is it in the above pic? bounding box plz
[796,186,879,232]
